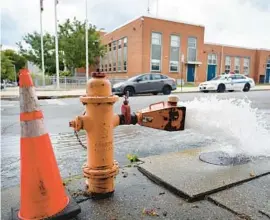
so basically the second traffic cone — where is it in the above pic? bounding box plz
[17,69,75,219]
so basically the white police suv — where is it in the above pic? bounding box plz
[199,74,255,93]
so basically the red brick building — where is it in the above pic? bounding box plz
[76,16,270,84]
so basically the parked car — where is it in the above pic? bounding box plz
[199,74,255,93]
[112,73,177,96]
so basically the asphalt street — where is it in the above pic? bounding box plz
[1,90,270,189]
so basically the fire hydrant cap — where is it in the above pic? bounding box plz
[91,72,106,78]
[168,95,179,103]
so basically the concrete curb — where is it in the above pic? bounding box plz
[1,89,269,101]
[1,95,82,101]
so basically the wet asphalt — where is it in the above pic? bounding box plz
[1,90,270,189]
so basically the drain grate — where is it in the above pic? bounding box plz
[199,151,251,166]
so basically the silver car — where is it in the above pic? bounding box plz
[112,73,177,96]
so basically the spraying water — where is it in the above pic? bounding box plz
[182,96,270,157]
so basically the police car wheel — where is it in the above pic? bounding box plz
[243,83,250,92]
[217,84,225,93]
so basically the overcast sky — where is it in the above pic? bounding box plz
[1,0,270,50]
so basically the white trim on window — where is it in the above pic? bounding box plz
[234,57,240,74]
[243,57,250,75]
[187,37,197,62]
[150,32,162,72]
[169,34,180,73]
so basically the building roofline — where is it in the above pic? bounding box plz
[142,15,205,28]
[205,42,270,51]
[258,48,270,52]
[103,16,142,37]
[103,14,205,37]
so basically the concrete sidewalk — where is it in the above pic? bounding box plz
[2,165,269,220]
[1,85,270,100]
[2,145,270,220]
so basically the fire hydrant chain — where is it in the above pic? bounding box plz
[74,130,87,149]
[74,110,87,149]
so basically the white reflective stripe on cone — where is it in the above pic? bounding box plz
[20,87,40,113]
[21,119,47,138]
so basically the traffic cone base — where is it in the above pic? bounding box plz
[11,194,81,220]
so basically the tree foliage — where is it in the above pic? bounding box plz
[1,50,27,81]
[58,18,105,74]
[18,17,104,76]
[17,32,64,75]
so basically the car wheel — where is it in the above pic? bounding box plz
[124,86,135,96]
[243,83,250,92]
[152,92,158,95]
[228,90,234,92]
[162,85,172,95]
[217,84,226,93]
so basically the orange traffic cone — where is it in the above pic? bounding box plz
[11,69,81,219]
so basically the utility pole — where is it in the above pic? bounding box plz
[85,0,89,82]
[54,0,60,89]
[40,0,45,87]
[147,0,150,14]
[156,0,159,17]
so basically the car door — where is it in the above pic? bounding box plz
[225,75,235,90]
[150,74,165,92]
[234,74,247,90]
[133,74,152,93]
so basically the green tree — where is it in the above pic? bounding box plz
[3,49,27,73]
[1,51,16,81]
[17,32,64,75]
[58,18,105,74]
[17,18,104,76]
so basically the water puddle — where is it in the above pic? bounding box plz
[1,95,270,189]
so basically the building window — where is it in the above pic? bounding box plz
[234,57,240,74]
[99,56,102,71]
[112,41,117,72]
[169,35,180,72]
[151,32,162,72]
[225,56,231,73]
[208,54,217,65]
[104,52,108,72]
[243,57,250,75]
[117,40,122,72]
[109,64,112,72]
[267,58,270,69]
[123,37,127,71]
[187,37,197,62]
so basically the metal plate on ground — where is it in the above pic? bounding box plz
[138,147,270,201]
[208,175,270,220]
[199,151,251,166]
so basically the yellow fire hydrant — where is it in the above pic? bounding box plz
[69,71,186,198]
[69,71,120,198]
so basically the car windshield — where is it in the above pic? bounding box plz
[127,75,141,82]
[211,76,225,81]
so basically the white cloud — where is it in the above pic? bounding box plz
[1,0,270,49]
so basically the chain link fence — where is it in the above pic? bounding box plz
[32,75,129,90]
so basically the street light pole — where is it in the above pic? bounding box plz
[40,0,45,87]
[85,0,89,82]
[54,0,60,89]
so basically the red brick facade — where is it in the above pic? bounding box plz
[77,16,270,84]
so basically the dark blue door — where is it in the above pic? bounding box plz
[207,65,216,81]
[266,69,270,83]
[187,64,195,82]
